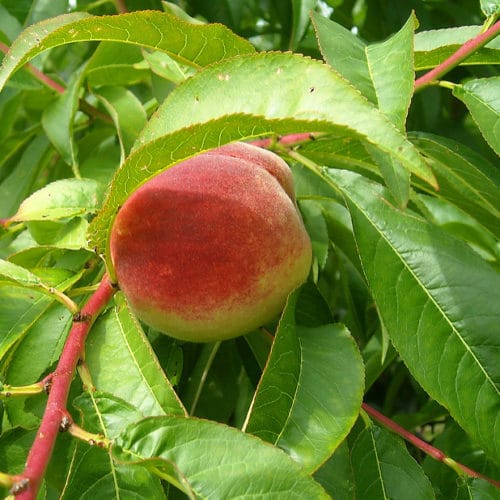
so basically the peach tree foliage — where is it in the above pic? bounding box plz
[0,0,499,498]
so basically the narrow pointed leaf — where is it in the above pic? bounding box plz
[85,293,185,417]
[9,178,103,222]
[0,260,79,313]
[0,10,255,92]
[138,53,433,186]
[41,64,86,173]
[366,13,416,130]
[244,284,364,472]
[311,12,377,102]
[290,0,316,49]
[328,169,500,463]
[410,132,500,239]
[112,416,329,498]
[92,86,147,160]
[351,424,435,499]
[453,77,500,155]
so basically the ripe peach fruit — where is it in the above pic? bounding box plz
[110,142,312,342]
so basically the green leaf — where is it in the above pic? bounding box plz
[74,392,144,440]
[0,135,49,218]
[92,86,147,160]
[290,0,316,49]
[112,415,329,498]
[9,178,103,222]
[61,446,164,500]
[366,145,410,209]
[85,42,149,88]
[3,302,72,384]
[299,200,329,270]
[351,423,435,499]
[410,132,500,239]
[313,12,416,206]
[0,259,79,314]
[0,268,80,364]
[414,26,500,70]
[41,64,86,174]
[0,10,255,92]
[366,13,416,130]
[27,217,90,250]
[480,0,500,17]
[453,77,500,156]
[313,12,416,129]
[311,12,377,103]
[328,169,500,464]
[137,53,432,184]
[244,284,364,472]
[85,293,185,417]
[143,49,195,84]
[416,194,500,263]
[313,440,354,499]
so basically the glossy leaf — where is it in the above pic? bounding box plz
[313,440,354,499]
[299,199,329,270]
[311,12,377,103]
[290,0,316,49]
[112,415,329,498]
[85,42,149,88]
[61,445,164,500]
[74,392,144,440]
[312,12,416,129]
[27,217,90,250]
[9,178,103,222]
[410,132,500,239]
[0,10,255,92]
[453,77,500,156]
[328,169,500,463]
[414,26,500,69]
[351,424,435,499]
[92,86,147,160]
[0,259,78,312]
[416,194,499,263]
[480,0,500,16]
[137,53,431,184]
[0,271,79,363]
[41,64,85,173]
[244,284,364,472]
[85,292,185,417]
[0,135,49,218]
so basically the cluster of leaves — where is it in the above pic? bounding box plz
[0,0,499,498]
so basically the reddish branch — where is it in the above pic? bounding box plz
[414,20,500,90]
[11,275,116,499]
[0,42,65,94]
[362,403,500,488]
[0,42,111,123]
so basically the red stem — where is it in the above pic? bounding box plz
[13,275,116,499]
[414,21,500,90]
[362,403,500,488]
[0,42,111,123]
[0,41,65,94]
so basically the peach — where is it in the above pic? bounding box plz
[109,142,312,342]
